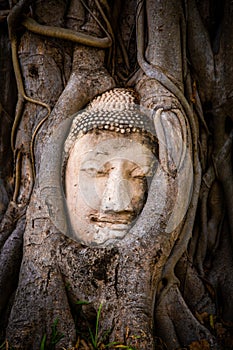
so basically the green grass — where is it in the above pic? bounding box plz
[72,301,137,349]
[88,302,103,349]
[40,318,64,350]
[86,303,136,350]
[0,340,15,350]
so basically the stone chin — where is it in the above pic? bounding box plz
[92,223,131,245]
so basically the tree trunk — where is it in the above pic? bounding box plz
[0,1,233,349]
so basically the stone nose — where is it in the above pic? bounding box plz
[100,166,133,214]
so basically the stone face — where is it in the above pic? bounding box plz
[39,87,193,250]
[65,130,157,246]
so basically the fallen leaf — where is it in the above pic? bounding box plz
[188,339,210,350]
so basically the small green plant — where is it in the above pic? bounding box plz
[40,318,64,350]
[75,300,90,306]
[0,340,15,350]
[88,302,103,349]
[40,334,47,350]
[38,302,137,350]
[87,303,136,350]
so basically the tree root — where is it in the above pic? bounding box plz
[21,16,112,48]
[5,205,76,349]
[0,202,25,249]
[0,216,25,316]
[12,150,22,203]
[7,0,51,196]
[8,0,115,183]
[155,284,218,349]
[214,130,233,244]
[7,0,114,190]
[136,0,202,301]
[195,130,233,273]
[9,32,51,151]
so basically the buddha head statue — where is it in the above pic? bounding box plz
[39,88,193,248]
[62,88,158,246]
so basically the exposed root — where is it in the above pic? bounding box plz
[8,0,114,183]
[155,284,218,349]
[0,216,25,315]
[197,129,233,269]
[9,33,51,151]
[0,202,25,248]
[21,16,112,48]
[8,0,51,197]
[30,114,50,179]
[93,0,115,73]
[136,0,202,299]
[12,150,22,203]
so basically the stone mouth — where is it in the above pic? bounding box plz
[96,223,130,231]
[89,214,133,226]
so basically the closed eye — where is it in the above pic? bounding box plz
[81,167,98,176]
[81,167,108,177]
[130,167,145,178]
[130,165,154,178]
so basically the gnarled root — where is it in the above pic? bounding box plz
[155,284,218,349]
